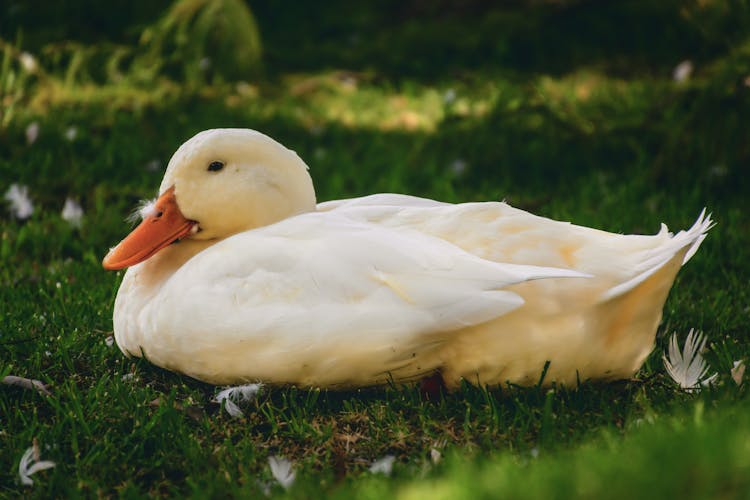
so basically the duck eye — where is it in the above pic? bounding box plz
[207,161,224,172]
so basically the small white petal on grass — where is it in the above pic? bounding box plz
[64,126,78,142]
[105,335,115,347]
[61,198,84,228]
[18,442,55,486]
[673,60,693,83]
[430,448,442,464]
[268,455,295,490]
[26,122,40,145]
[663,329,718,392]
[369,455,396,475]
[19,52,38,73]
[731,360,745,386]
[213,383,263,418]
[4,184,34,220]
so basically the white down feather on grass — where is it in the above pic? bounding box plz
[663,329,717,392]
[268,456,295,490]
[18,443,55,486]
[213,383,263,418]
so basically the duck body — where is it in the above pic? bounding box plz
[106,129,711,388]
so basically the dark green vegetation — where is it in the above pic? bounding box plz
[2,0,749,496]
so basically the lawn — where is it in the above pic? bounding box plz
[1,0,750,497]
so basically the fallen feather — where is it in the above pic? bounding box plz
[4,184,34,220]
[731,360,745,386]
[26,122,39,145]
[213,383,262,418]
[369,455,396,475]
[663,329,717,392]
[64,126,78,142]
[61,198,84,228]
[2,375,51,396]
[18,440,55,486]
[673,60,693,83]
[268,455,295,490]
[19,52,38,73]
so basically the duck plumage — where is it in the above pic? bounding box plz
[104,129,712,388]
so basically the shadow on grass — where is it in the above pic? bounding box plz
[247,1,750,81]
[4,1,750,82]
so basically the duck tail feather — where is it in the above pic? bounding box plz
[679,208,714,265]
[601,209,713,302]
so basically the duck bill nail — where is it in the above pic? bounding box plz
[102,187,196,270]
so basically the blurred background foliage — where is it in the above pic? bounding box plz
[0,0,748,214]
[3,0,750,78]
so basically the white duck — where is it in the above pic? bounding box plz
[103,128,712,389]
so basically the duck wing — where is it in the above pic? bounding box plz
[322,197,712,301]
[156,212,587,345]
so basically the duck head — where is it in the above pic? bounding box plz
[103,128,316,270]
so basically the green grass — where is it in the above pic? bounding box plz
[2,1,750,497]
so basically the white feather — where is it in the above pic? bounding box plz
[268,456,295,490]
[731,360,745,386]
[61,198,84,227]
[127,198,158,224]
[213,383,262,418]
[18,446,55,486]
[369,455,396,475]
[4,184,34,220]
[663,329,717,391]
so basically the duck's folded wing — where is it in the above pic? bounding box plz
[156,214,587,347]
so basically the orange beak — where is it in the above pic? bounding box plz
[102,187,197,270]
